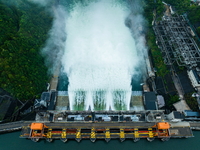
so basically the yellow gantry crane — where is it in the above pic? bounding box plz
[23,122,173,142]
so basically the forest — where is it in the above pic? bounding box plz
[0,0,53,101]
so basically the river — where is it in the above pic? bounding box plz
[1,131,200,150]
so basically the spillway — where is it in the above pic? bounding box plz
[60,0,147,111]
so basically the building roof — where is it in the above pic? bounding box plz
[183,110,200,117]
[41,92,50,101]
[173,111,184,119]
[34,91,56,110]
[157,95,165,108]
[34,92,50,109]
[30,123,43,130]
[144,92,157,110]
[173,100,191,112]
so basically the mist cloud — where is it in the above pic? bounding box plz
[41,4,67,75]
[61,0,147,110]
[39,0,148,110]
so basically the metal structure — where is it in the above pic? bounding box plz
[20,121,194,142]
[18,111,194,142]
[153,15,200,68]
[20,122,171,142]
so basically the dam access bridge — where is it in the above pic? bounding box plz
[1,110,197,142]
[0,111,197,142]
[20,121,193,142]
[1,120,199,134]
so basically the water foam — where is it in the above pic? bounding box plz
[62,0,144,110]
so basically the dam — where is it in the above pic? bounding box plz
[46,0,148,111]
[18,69,195,142]
[20,114,193,143]
[12,0,199,142]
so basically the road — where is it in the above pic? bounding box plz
[44,122,156,129]
[0,121,29,133]
[2,121,200,134]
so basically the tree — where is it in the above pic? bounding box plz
[185,93,199,112]
[0,0,53,101]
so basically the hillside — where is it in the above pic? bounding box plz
[0,0,53,101]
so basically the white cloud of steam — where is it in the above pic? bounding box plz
[126,0,148,78]
[26,0,66,75]
[39,0,148,110]
[41,5,67,75]
[61,0,147,110]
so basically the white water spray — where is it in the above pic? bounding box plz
[62,0,146,111]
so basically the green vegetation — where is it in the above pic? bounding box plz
[73,104,85,111]
[164,0,190,14]
[188,5,200,24]
[166,95,179,110]
[185,93,199,112]
[164,0,200,37]
[0,0,53,101]
[144,0,168,77]
[94,101,106,111]
[147,28,169,77]
[144,0,164,25]
[197,27,200,36]
[187,4,200,39]
[73,91,85,111]
[93,91,106,111]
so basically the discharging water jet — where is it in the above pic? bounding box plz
[62,0,147,111]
